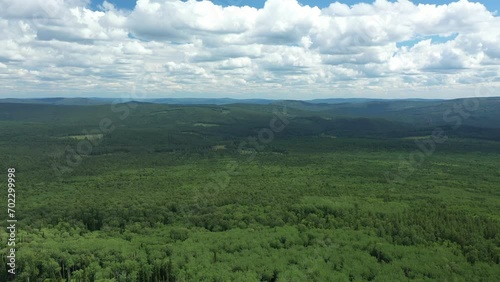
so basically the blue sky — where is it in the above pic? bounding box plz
[1,0,499,99]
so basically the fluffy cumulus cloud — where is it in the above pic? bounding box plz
[0,0,499,98]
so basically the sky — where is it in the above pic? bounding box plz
[0,0,499,99]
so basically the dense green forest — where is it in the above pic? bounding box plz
[0,98,499,281]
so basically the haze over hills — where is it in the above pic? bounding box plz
[2,97,499,129]
[1,96,499,141]
[0,97,446,106]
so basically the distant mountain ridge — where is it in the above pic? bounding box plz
[1,96,499,140]
[0,97,446,106]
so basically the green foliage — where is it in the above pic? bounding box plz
[0,101,499,281]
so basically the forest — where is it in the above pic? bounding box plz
[0,98,499,281]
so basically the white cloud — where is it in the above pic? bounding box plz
[0,0,499,99]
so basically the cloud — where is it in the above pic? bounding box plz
[127,0,257,42]
[0,0,499,98]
